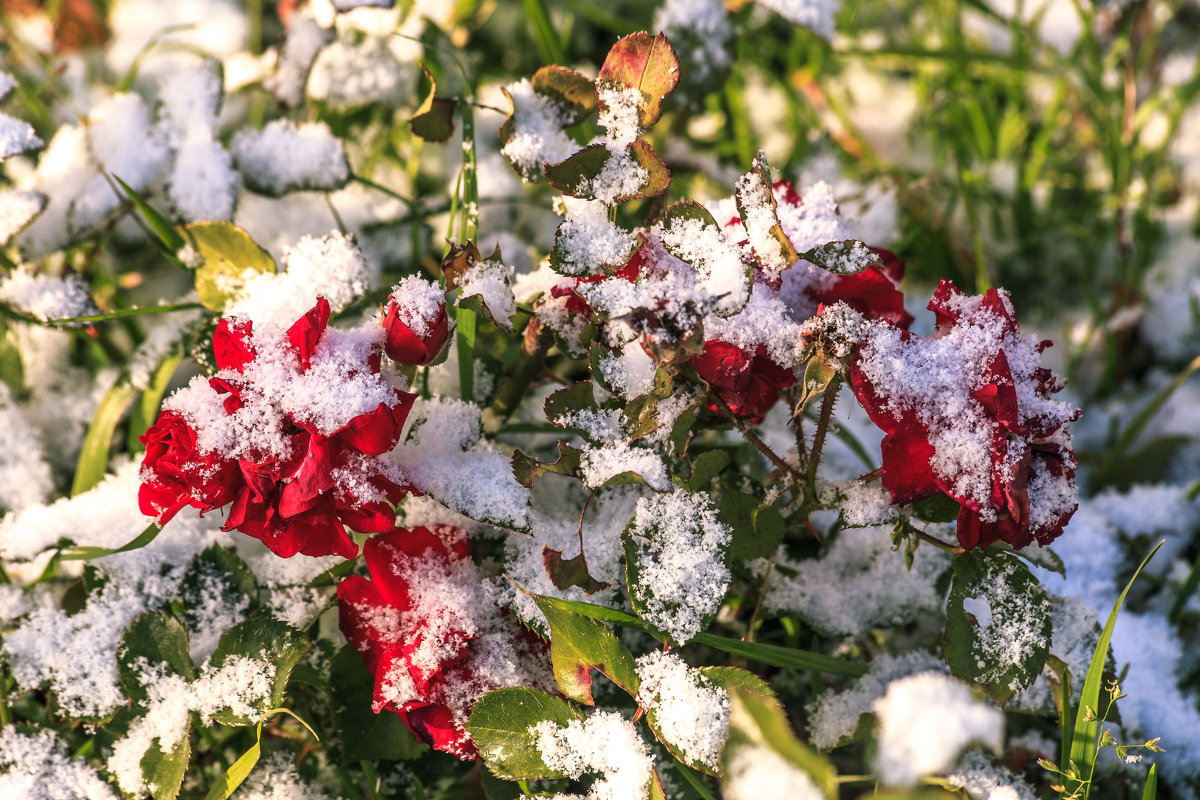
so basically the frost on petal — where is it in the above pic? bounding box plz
[231,119,350,196]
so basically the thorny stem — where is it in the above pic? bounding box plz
[802,376,842,508]
[574,490,598,567]
[745,553,775,643]
[712,392,800,481]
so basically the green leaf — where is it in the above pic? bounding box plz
[203,708,318,800]
[688,450,730,492]
[207,619,310,725]
[648,666,776,775]
[530,594,867,676]
[330,645,427,763]
[720,688,838,799]
[114,175,186,254]
[468,687,585,781]
[1142,764,1157,800]
[597,32,681,128]
[1066,540,1163,796]
[0,322,23,392]
[181,221,277,312]
[179,545,260,634]
[119,612,196,708]
[410,65,457,142]
[798,240,880,275]
[944,552,1051,705]
[718,487,785,561]
[544,381,599,430]
[909,493,961,524]
[512,442,583,488]
[544,141,671,202]
[142,725,192,800]
[128,351,184,453]
[532,594,639,704]
[532,65,597,125]
[60,521,162,561]
[71,381,139,496]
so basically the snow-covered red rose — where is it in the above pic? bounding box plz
[138,298,415,559]
[337,525,554,759]
[383,276,450,365]
[849,279,1081,550]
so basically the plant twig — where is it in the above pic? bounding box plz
[711,392,801,481]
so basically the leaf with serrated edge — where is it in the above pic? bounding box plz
[944,552,1051,706]
[597,32,681,128]
[544,141,670,202]
[119,612,196,708]
[532,595,638,704]
[207,619,310,726]
[142,725,192,800]
[512,441,583,488]
[532,65,597,126]
[468,687,584,781]
[734,151,797,275]
[799,240,880,275]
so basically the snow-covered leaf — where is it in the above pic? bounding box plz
[468,687,585,781]
[182,221,276,311]
[597,32,681,128]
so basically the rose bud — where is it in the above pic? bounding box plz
[383,276,449,365]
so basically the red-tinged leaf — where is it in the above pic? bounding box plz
[542,545,612,596]
[532,65,597,126]
[598,32,680,128]
[531,595,639,705]
[544,141,670,203]
[734,151,798,276]
[512,441,583,488]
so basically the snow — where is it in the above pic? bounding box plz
[307,31,417,109]
[388,275,445,339]
[1,463,234,718]
[761,525,950,637]
[0,87,41,161]
[872,671,1004,787]
[553,200,637,277]
[267,15,334,107]
[723,743,824,800]
[807,651,947,748]
[456,251,518,330]
[158,63,236,221]
[0,265,94,321]
[226,231,375,325]
[0,189,44,244]
[947,752,1038,800]
[0,727,119,800]
[232,119,349,195]
[961,556,1053,696]
[501,78,580,178]
[635,651,729,769]
[653,0,733,89]
[530,711,655,800]
[626,488,731,643]
[392,398,532,531]
[111,655,276,794]
[598,341,657,399]
[657,212,750,316]
[755,0,840,40]
[0,383,53,513]
[236,752,335,800]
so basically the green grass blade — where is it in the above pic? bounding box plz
[532,595,866,677]
[71,381,140,496]
[128,352,183,453]
[523,0,567,66]
[1067,540,1163,796]
[113,175,186,255]
[1142,764,1157,800]
[60,522,162,561]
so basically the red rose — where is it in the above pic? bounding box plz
[140,298,417,559]
[383,278,450,365]
[809,247,914,329]
[138,411,241,524]
[848,279,1080,550]
[338,526,552,760]
[692,340,796,423]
